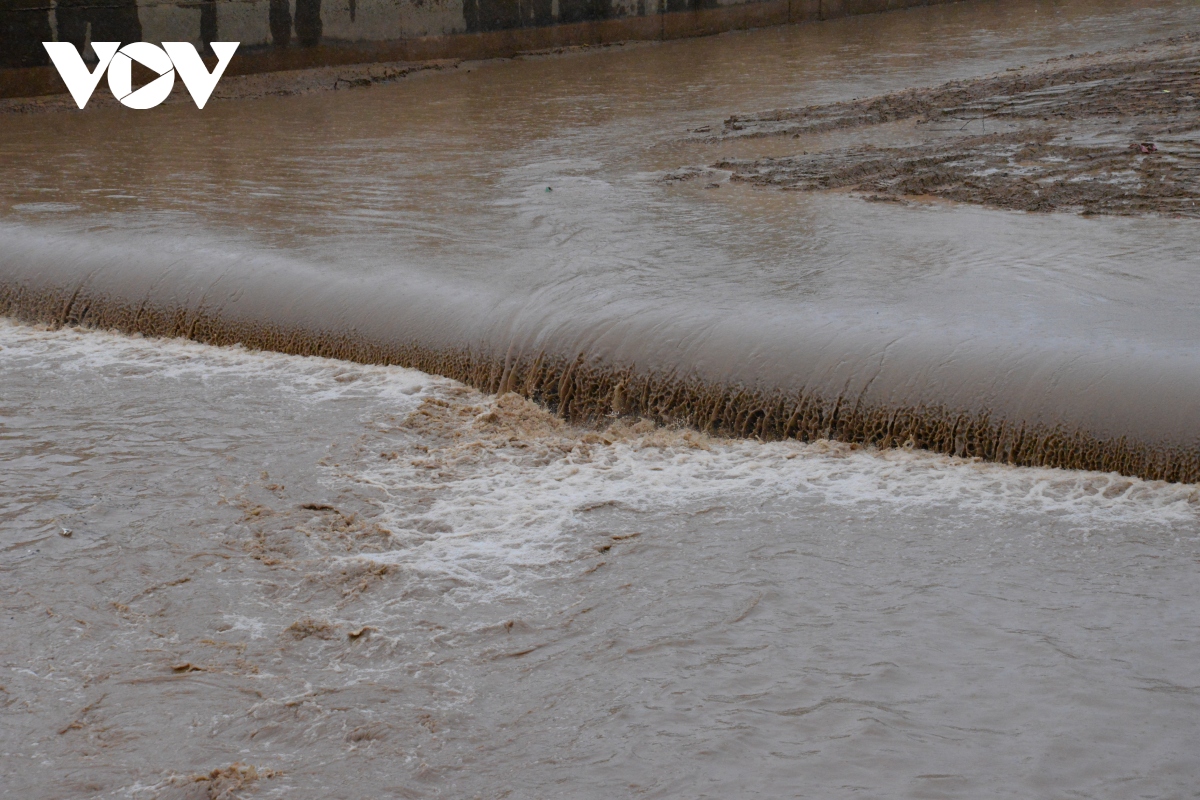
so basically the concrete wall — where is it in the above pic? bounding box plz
[0,0,957,98]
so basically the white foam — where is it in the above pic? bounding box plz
[0,319,434,402]
[354,425,1199,601]
[222,613,270,640]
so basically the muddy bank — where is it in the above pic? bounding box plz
[0,0,963,101]
[0,42,651,114]
[700,35,1200,215]
[0,58,458,114]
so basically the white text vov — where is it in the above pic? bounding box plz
[42,42,239,110]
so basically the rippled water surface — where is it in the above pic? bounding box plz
[3,0,1200,796]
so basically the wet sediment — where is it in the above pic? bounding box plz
[2,277,1196,484]
[705,34,1200,216]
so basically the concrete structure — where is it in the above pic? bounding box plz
[1,0,957,98]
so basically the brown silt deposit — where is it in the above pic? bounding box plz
[711,34,1200,216]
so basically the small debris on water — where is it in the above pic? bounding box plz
[286,618,338,640]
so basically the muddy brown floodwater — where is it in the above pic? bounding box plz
[2,0,1200,798]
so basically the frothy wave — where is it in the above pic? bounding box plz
[348,391,1200,599]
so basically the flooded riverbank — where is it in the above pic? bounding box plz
[2,1,1200,796]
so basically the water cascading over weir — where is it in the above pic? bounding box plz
[2,0,1198,484]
